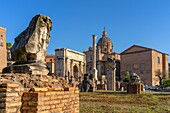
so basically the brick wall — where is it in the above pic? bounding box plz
[0,83,79,113]
[121,51,153,86]
[0,83,27,113]
[121,45,169,86]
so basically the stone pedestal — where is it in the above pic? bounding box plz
[3,62,49,75]
[127,83,143,94]
[97,84,107,90]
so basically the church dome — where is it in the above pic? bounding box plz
[97,27,113,54]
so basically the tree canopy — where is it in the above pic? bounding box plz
[6,42,12,47]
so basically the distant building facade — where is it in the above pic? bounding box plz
[120,45,169,86]
[45,54,55,75]
[55,48,86,82]
[0,26,7,73]
[84,28,121,90]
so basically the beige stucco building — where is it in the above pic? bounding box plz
[0,26,7,73]
[120,45,169,86]
[55,48,86,81]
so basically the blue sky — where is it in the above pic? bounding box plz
[1,0,170,56]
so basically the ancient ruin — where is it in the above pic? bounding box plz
[127,73,144,94]
[107,57,116,91]
[81,74,95,92]
[92,35,98,81]
[0,15,79,113]
[84,27,121,90]
[3,14,52,75]
[55,48,86,82]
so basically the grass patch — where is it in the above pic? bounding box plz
[80,91,170,113]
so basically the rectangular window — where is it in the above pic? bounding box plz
[157,57,160,64]
[126,64,131,71]
[140,63,145,74]
[133,64,139,70]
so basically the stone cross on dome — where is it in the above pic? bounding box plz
[102,26,107,37]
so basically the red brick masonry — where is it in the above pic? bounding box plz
[0,83,79,113]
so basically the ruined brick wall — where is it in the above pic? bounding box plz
[0,83,28,113]
[0,83,79,113]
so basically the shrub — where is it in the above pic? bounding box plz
[163,79,170,87]
[123,72,130,82]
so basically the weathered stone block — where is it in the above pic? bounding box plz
[56,91,65,95]
[52,100,60,104]
[50,96,58,100]
[0,98,6,102]
[61,99,69,103]
[38,96,50,101]
[22,96,31,101]
[30,88,48,92]
[63,95,70,99]
[0,109,5,113]
[127,83,143,94]
[6,92,19,97]
[57,95,63,99]
[28,101,38,106]
[45,91,56,96]
[0,83,19,88]
[3,14,52,75]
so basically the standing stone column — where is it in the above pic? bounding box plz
[92,35,98,81]
[65,58,68,82]
[70,59,73,77]
[83,63,86,75]
[112,67,116,91]
[79,61,82,80]
[97,46,101,77]
[98,46,101,60]
[107,58,116,91]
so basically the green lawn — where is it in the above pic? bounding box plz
[80,91,170,113]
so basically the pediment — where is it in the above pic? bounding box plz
[121,45,152,54]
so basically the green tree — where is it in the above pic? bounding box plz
[6,42,12,48]
[123,72,130,82]
[155,70,167,86]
